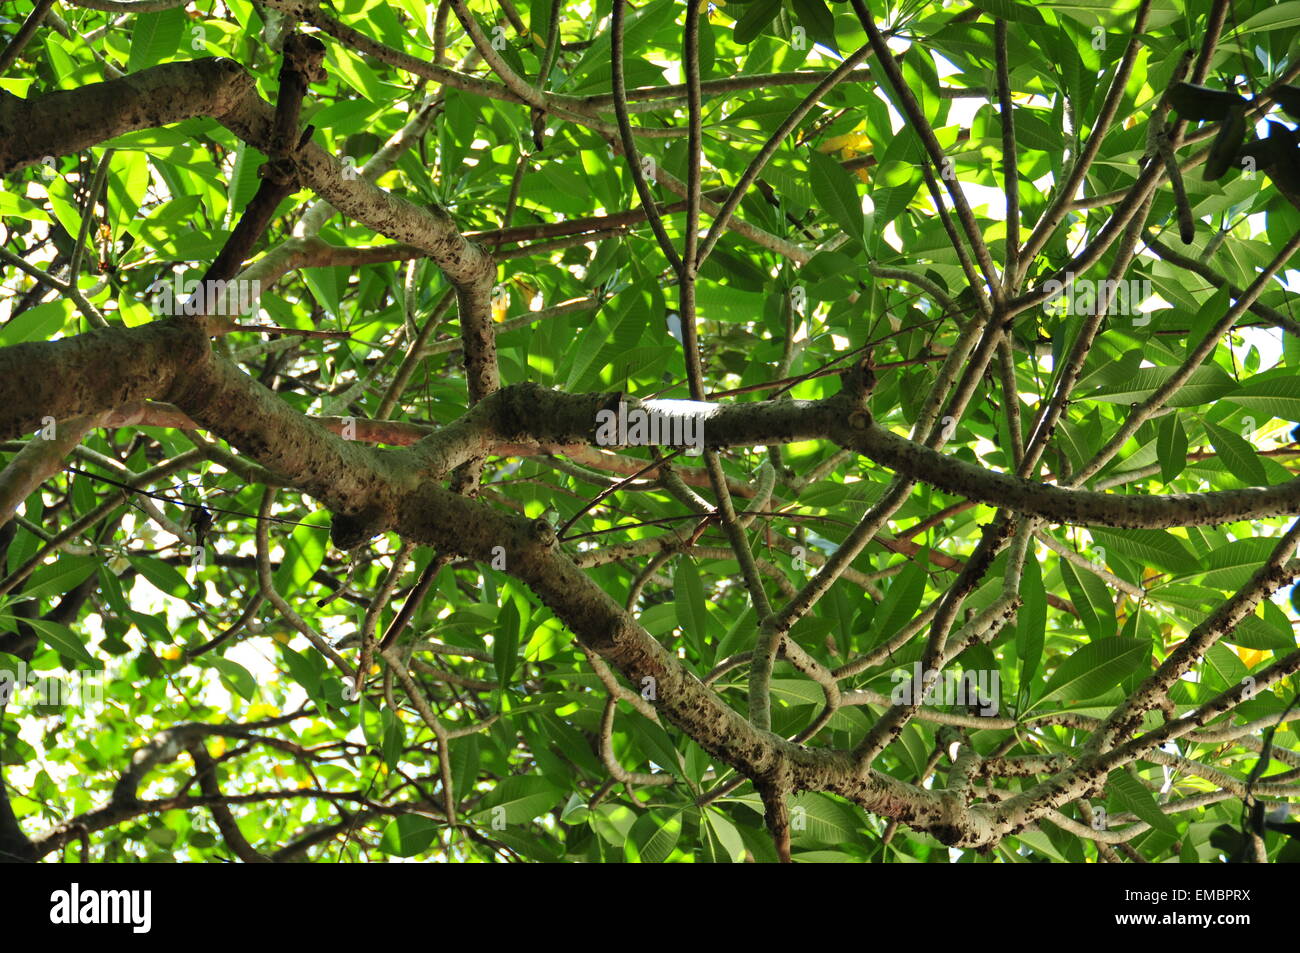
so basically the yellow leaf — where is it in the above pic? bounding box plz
[273,764,287,779]
[819,132,873,155]
[1233,646,1269,668]
[211,737,227,757]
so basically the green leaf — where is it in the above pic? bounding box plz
[770,678,827,707]
[1088,364,1235,407]
[378,815,440,857]
[494,599,521,689]
[625,810,683,863]
[1223,374,1300,423]
[279,645,323,696]
[867,558,927,647]
[1013,109,1063,153]
[1227,606,1295,651]
[628,716,682,778]
[590,803,637,848]
[1203,643,1248,688]
[1197,538,1279,590]
[452,734,480,804]
[791,0,839,54]
[702,808,746,863]
[0,299,67,348]
[971,0,1044,24]
[1037,639,1149,706]
[790,792,863,846]
[560,793,591,825]
[734,0,782,44]
[673,556,709,653]
[1016,552,1047,689]
[1015,827,1071,862]
[566,0,676,88]
[126,608,170,644]
[361,698,385,749]
[128,8,186,73]
[5,617,100,669]
[19,555,98,603]
[1086,528,1198,575]
[206,656,257,701]
[0,188,50,226]
[472,776,565,825]
[1107,769,1177,836]
[682,741,711,787]
[379,707,402,770]
[694,279,768,324]
[303,267,343,320]
[128,555,191,599]
[328,45,388,102]
[226,143,263,222]
[1203,421,1268,486]
[1057,558,1115,641]
[1186,287,1232,359]
[809,151,865,243]
[871,177,922,232]
[563,280,651,391]
[46,174,83,240]
[714,606,757,667]
[105,149,150,231]
[1156,412,1188,483]
[42,34,78,88]
[793,849,858,862]
[271,511,331,596]
[1238,2,1300,33]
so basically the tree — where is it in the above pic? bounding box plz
[0,0,1298,865]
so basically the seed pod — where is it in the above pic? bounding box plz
[1145,51,1194,151]
[1167,82,1249,121]
[1236,135,1277,172]
[1203,101,1247,181]
[1266,120,1300,148]
[1272,84,1300,122]
[1154,132,1194,243]
[1266,132,1300,211]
